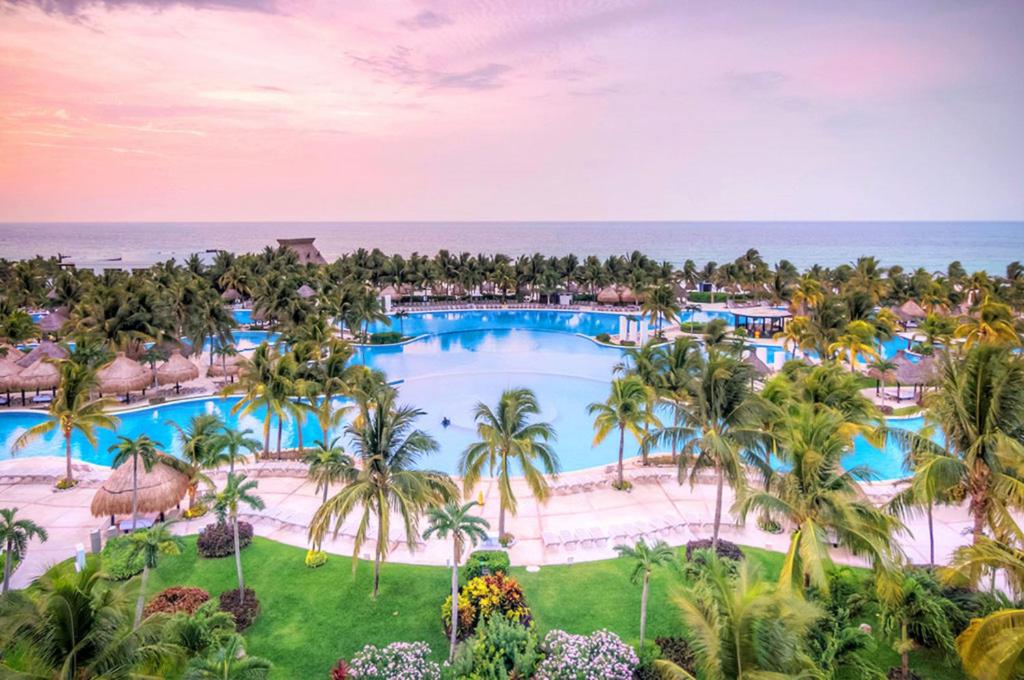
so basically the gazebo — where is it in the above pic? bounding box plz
[34,308,69,336]
[891,300,927,327]
[730,306,793,339]
[97,352,152,401]
[16,341,68,368]
[891,350,938,400]
[156,350,199,393]
[90,457,189,528]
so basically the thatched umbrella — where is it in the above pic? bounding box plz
[208,352,242,382]
[14,358,60,403]
[35,308,69,335]
[597,285,640,305]
[0,344,24,361]
[0,356,22,403]
[743,351,772,378]
[296,284,316,299]
[90,457,189,525]
[97,352,152,401]
[156,350,199,393]
[891,300,927,326]
[221,288,241,303]
[16,340,68,368]
[891,350,936,400]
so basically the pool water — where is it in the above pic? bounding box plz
[3,310,918,478]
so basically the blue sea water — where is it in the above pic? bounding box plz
[2,221,1021,272]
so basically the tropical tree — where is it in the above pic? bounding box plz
[589,376,658,489]
[829,319,880,370]
[0,507,48,594]
[127,521,184,627]
[640,284,681,336]
[614,538,675,647]
[168,413,223,511]
[309,387,456,598]
[13,359,119,486]
[227,342,283,455]
[655,551,821,680]
[211,426,261,474]
[183,635,272,680]
[460,388,559,538]
[304,437,357,504]
[422,501,490,661]
[203,473,265,604]
[875,571,957,680]
[955,296,1019,348]
[108,434,163,530]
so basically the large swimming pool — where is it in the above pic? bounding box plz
[3,310,917,478]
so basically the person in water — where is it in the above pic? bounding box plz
[441,417,451,428]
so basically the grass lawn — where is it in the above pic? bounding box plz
[149,537,966,679]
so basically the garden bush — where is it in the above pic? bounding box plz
[218,587,260,631]
[678,321,705,333]
[595,332,611,343]
[442,572,532,640]
[632,640,662,680]
[369,331,404,344]
[347,641,440,679]
[330,659,351,679]
[535,629,638,680]
[687,291,749,303]
[144,586,210,616]
[465,550,510,579]
[197,521,253,558]
[448,614,541,679]
[305,549,328,568]
[100,534,144,580]
[684,538,744,563]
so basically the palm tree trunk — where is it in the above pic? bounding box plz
[131,454,139,530]
[233,511,245,602]
[712,461,724,549]
[276,418,283,454]
[2,538,12,594]
[134,564,149,628]
[296,417,303,453]
[372,552,382,599]
[617,426,625,487]
[498,502,506,539]
[449,545,459,662]
[64,431,74,485]
[640,572,649,646]
[927,501,935,565]
[262,415,271,456]
[901,621,909,679]
[322,483,328,504]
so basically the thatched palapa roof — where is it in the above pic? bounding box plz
[16,341,68,368]
[0,356,23,391]
[90,457,189,517]
[596,285,641,305]
[296,284,317,299]
[156,350,199,387]
[208,353,242,377]
[15,358,60,391]
[35,308,69,334]
[891,300,927,324]
[892,350,938,386]
[0,344,24,360]
[97,352,152,394]
[277,237,326,265]
[742,350,772,378]
[220,288,242,302]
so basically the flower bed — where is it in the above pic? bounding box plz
[442,572,532,640]
[347,641,440,679]
[145,586,210,616]
[197,521,253,558]
[218,587,260,631]
[535,629,638,679]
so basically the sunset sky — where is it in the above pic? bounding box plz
[1,0,1022,221]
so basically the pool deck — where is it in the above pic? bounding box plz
[0,455,974,590]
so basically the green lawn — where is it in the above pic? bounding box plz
[149,537,965,679]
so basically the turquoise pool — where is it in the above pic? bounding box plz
[3,310,916,478]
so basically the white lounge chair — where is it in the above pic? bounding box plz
[542,531,562,549]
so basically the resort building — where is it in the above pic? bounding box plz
[729,306,793,338]
[277,238,327,265]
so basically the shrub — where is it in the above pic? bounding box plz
[448,614,541,679]
[305,549,328,568]
[465,550,510,579]
[687,291,749,303]
[442,572,532,640]
[536,629,638,680]
[197,521,253,558]
[619,340,636,347]
[678,321,705,333]
[218,588,260,631]
[633,640,662,680]
[100,534,144,580]
[182,504,208,520]
[595,332,611,343]
[348,641,440,679]
[145,586,210,616]
[369,331,404,345]
[654,637,696,676]
[164,601,236,656]
[330,659,351,679]
[684,538,744,562]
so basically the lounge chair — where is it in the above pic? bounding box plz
[574,528,593,547]
[587,526,608,546]
[559,529,578,549]
[542,531,562,549]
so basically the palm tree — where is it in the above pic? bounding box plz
[304,437,357,504]
[736,405,901,593]
[876,571,957,680]
[184,635,272,680]
[886,345,1024,544]
[227,342,283,455]
[204,473,265,604]
[211,426,261,474]
[460,388,559,539]
[868,358,897,408]
[422,501,490,661]
[645,350,762,547]
[640,284,681,336]
[614,538,674,647]
[168,413,223,511]
[127,521,184,627]
[589,376,658,489]
[0,559,177,678]
[13,359,119,486]
[108,434,162,531]
[655,551,821,680]
[211,342,238,382]
[885,422,952,566]
[309,387,456,598]
[829,319,880,370]
[0,507,48,594]
[956,609,1024,680]
[955,296,1019,348]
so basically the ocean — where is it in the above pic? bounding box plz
[0,221,1021,273]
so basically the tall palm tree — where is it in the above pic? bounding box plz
[108,434,162,531]
[876,571,957,680]
[955,296,1019,348]
[309,387,456,598]
[885,422,951,566]
[614,538,675,646]
[183,635,272,680]
[460,388,559,538]
[211,426,261,474]
[227,342,282,455]
[0,507,48,594]
[829,319,880,370]
[13,359,119,486]
[887,345,1024,544]
[589,376,658,489]
[168,414,223,510]
[304,437,357,504]
[422,501,490,661]
[0,559,177,678]
[127,521,184,627]
[655,551,821,680]
[645,350,762,547]
[640,284,681,336]
[204,473,265,604]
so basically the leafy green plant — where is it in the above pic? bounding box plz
[100,534,145,580]
[465,550,510,580]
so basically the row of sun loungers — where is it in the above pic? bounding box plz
[393,303,642,313]
[542,516,694,550]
